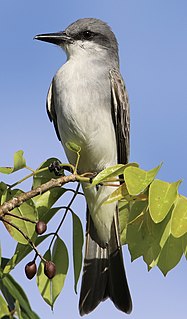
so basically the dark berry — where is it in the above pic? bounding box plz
[44,261,56,279]
[35,221,47,235]
[25,261,37,280]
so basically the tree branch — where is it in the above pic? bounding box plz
[0,174,88,216]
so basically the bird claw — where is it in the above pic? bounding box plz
[48,160,63,176]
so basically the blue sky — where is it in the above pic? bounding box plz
[1,0,187,318]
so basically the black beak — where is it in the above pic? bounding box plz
[34,31,73,45]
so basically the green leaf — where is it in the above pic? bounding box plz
[3,253,21,275]
[0,294,10,317]
[104,183,129,204]
[65,142,81,153]
[37,250,51,305]
[0,150,26,174]
[72,212,83,293]
[171,195,187,238]
[0,243,1,266]
[126,201,148,260]
[143,243,161,270]
[119,201,130,245]
[21,310,41,319]
[182,234,187,258]
[15,300,23,319]
[157,234,183,276]
[124,164,162,196]
[0,182,8,202]
[37,238,69,308]
[91,163,139,187]
[13,150,26,171]
[0,183,8,205]
[32,158,63,189]
[3,189,38,244]
[127,200,170,267]
[33,188,66,221]
[142,211,172,269]
[2,274,37,319]
[0,275,15,311]
[145,211,183,274]
[52,237,69,305]
[40,206,63,225]
[91,164,125,187]
[149,180,181,223]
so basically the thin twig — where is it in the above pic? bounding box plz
[3,219,45,262]
[64,188,84,196]
[49,183,81,250]
[9,163,75,189]
[2,212,36,224]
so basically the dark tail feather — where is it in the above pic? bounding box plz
[79,208,132,316]
[79,209,108,315]
[108,210,132,313]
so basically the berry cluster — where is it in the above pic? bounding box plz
[25,221,56,280]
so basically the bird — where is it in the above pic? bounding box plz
[34,18,132,316]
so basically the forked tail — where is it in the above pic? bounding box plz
[79,208,132,315]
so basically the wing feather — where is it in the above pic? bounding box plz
[110,69,130,164]
[46,81,61,141]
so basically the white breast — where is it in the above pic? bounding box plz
[52,54,117,172]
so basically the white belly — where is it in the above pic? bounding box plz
[51,58,119,244]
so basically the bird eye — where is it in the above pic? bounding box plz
[82,30,94,40]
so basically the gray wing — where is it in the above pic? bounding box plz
[110,69,130,164]
[46,81,61,141]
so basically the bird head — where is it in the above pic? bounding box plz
[34,18,119,64]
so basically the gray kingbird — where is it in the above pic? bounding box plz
[35,18,132,315]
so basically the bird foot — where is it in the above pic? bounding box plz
[48,160,63,176]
